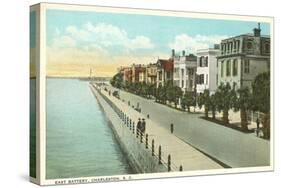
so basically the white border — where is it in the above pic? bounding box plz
[36,2,274,186]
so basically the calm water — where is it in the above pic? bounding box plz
[46,78,132,179]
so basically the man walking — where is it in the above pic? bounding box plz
[141,118,146,135]
[256,117,260,137]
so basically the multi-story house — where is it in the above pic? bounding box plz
[131,64,146,83]
[217,24,270,90]
[156,58,174,87]
[145,63,157,85]
[173,50,197,92]
[196,45,220,94]
[118,66,132,83]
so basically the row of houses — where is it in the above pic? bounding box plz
[117,24,270,94]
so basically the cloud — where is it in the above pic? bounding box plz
[52,35,77,48]
[50,22,154,52]
[169,34,228,54]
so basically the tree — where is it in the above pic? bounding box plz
[200,89,211,118]
[147,83,156,99]
[252,72,270,139]
[156,85,166,104]
[209,94,217,119]
[234,87,252,130]
[215,83,237,124]
[181,91,196,112]
[165,81,182,108]
[110,73,123,89]
[173,86,183,108]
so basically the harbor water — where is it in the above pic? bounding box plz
[46,78,133,179]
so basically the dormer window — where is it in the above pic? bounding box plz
[247,42,253,49]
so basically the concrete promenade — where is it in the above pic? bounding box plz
[92,84,223,172]
[115,87,270,168]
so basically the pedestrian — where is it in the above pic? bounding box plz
[136,118,141,136]
[256,117,260,137]
[141,118,146,135]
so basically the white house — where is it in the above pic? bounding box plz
[173,50,197,92]
[196,46,220,94]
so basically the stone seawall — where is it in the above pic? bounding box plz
[90,85,168,173]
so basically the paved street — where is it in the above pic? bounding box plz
[114,87,270,168]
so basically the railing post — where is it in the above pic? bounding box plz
[170,123,174,134]
[127,117,129,127]
[179,165,183,171]
[168,154,171,172]
[152,139,155,156]
[129,119,132,130]
[145,134,148,149]
[158,145,162,164]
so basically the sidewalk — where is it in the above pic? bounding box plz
[96,84,223,171]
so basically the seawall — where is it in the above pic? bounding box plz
[90,84,168,173]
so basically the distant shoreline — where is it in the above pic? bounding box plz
[46,76,112,80]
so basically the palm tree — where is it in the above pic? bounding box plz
[210,94,217,119]
[173,86,183,108]
[216,83,237,124]
[181,91,196,112]
[235,87,252,130]
[202,89,210,118]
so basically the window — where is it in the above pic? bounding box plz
[221,61,224,77]
[226,60,231,76]
[216,74,218,86]
[189,69,194,75]
[199,56,203,67]
[205,56,208,67]
[265,43,270,53]
[247,42,252,49]
[197,74,204,84]
[233,59,238,76]
[206,74,208,85]
[244,59,250,73]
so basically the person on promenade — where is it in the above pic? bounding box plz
[137,118,141,136]
[256,117,260,137]
[141,118,146,135]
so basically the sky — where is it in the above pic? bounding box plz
[46,9,270,77]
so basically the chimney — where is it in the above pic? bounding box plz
[171,49,175,57]
[253,23,261,37]
[182,50,185,56]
